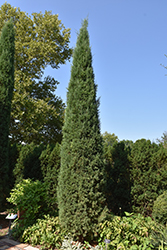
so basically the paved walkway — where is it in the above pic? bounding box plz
[0,237,40,250]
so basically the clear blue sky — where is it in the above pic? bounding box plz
[4,0,167,142]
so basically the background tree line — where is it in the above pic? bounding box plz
[103,131,167,216]
[6,131,167,218]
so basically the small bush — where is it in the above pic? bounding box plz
[98,212,158,250]
[61,234,85,250]
[61,235,103,250]
[22,215,66,249]
[7,179,50,239]
[152,190,167,225]
[151,225,167,250]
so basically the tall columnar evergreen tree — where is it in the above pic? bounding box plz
[0,19,15,208]
[57,19,106,241]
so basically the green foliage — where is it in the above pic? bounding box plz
[40,143,61,215]
[57,19,106,241]
[21,215,66,249]
[8,143,21,191]
[0,3,72,144]
[151,225,167,250]
[157,132,167,149]
[102,133,132,215]
[151,145,167,193]
[121,139,134,150]
[103,136,167,217]
[0,19,15,209]
[13,143,61,214]
[152,191,167,225]
[7,179,49,238]
[61,235,103,250]
[130,139,162,215]
[98,212,157,250]
[13,143,45,183]
[102,132,119,180]
[102,132,119,163]
[40,144,55,177]
[104,141,131,214]
[61,235,85,250]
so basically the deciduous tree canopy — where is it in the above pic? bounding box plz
[0,3,72,144]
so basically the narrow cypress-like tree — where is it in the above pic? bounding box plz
[0,19,15,208]
[57,19,106,241]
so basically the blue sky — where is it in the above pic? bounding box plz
[4,0,167,142]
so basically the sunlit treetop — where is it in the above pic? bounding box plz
[0,3,72,77]
[0,3,73,144]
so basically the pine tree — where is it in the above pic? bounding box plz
[0,19,15,208]
[57,19,106,241]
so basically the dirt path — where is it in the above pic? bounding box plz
[0,212,9,237]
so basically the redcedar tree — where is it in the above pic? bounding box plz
[57,19,106,241]
[0,19,15,209]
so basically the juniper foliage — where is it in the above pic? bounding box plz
[57,19,106,241]
[0,19,15,208]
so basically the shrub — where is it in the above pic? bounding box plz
[21,215,66,249]
[98,212,158,250]
[151,225,167,250]
[152,190,167,225]
[61,235,103,250]
[61,235,84,250]
[7,179,49,239]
